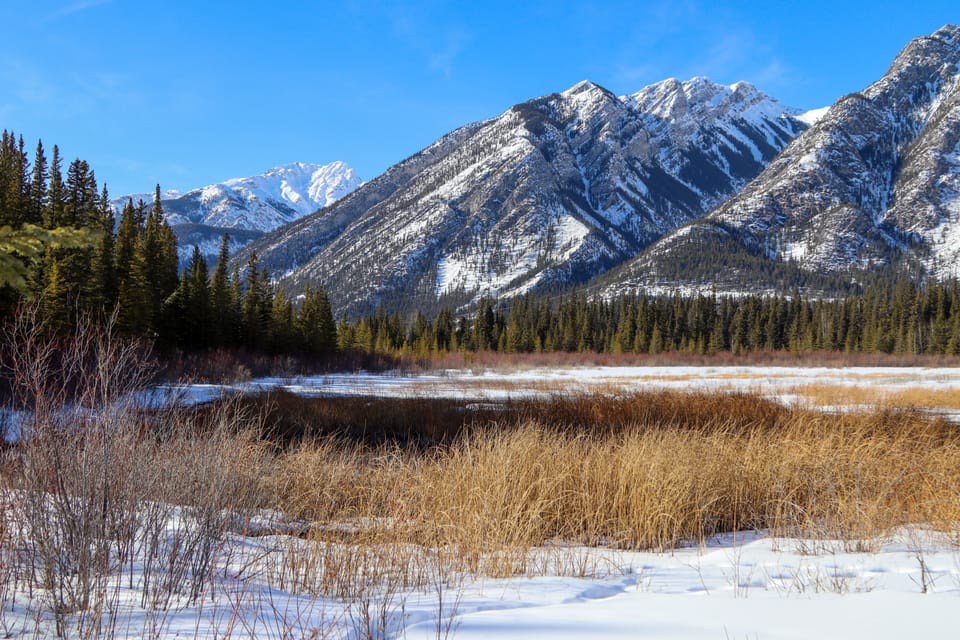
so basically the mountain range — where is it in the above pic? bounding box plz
[115,161,361,264]
[237,77,812,315]
[230,24,960,318]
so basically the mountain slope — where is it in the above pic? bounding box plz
[599,24,960,296]
[240,78,806,316]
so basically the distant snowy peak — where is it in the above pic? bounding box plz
[116,161,362,234]
[189,161,362,229]
[114,161,362,266]
[236,160,362,218]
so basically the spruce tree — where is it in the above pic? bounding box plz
[116,236,152,336]
[241,252,272,349]
[44,145,65,228]
[64,158,98,227]
[270,285,295,352]
[42,257,72,333]
[210,234,236,347]
[184,245,211,347]
[113,199,139,292]
[142,185,178,329]
[86,184,116,310]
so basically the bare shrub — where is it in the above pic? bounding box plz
[0,304,269,637]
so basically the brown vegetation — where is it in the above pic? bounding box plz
[252,389,960,564]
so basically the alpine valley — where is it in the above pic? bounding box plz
[239,24,960,317]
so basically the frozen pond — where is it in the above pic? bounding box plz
[164,365,960,417]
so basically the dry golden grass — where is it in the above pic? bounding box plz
[256,390,960,577]
[791,383,960,411]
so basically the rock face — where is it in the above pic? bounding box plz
[115,161,361,265]
[239,78,805,315]
[600,24,960,296]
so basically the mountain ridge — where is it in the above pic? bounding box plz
[596,24,960,298]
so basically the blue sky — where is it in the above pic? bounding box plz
[0,1,956,196]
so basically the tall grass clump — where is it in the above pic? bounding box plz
[265,390,960,567]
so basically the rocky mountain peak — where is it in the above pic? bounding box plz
[933,23,960,44]
[597,24,960,298]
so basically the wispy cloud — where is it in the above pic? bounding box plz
[429,28,471,78]
[46,0,113,22]
[375,5,472,78]
[0,56,56,106]
[612,1,799,93]
[0,53,153,124]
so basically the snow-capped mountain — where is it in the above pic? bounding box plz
[114,161,362,264]
[238,78,806,316]
[599,24,960,296]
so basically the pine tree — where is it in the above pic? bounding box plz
[0,131,11,226]
[142,185,178,327]
[42,257,72,333]
[162,270,191,347]
[116,236,151,336]
[113,199,139,292]
[707,314,726,354]
[185,245,212,346]
[297,284,331,355]
[28,139,47,225]
[86,184,117,310]
[64,158,98,227]
[241,252,274,349]
[1,134,31,227]
[269,285,296,352]
[162,246,211,349]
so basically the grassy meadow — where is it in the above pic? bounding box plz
[2,312,960,637]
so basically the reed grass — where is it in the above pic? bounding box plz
[257,389,960,572]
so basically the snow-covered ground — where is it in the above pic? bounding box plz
[418,528,959,640]
[6,524,957,639]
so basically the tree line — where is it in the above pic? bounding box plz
[340,282,960,358]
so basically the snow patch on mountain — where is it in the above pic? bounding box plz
[797,106,830,126]
[435,211,591,298]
